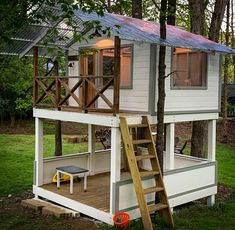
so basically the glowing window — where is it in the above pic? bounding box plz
[172,48,207,88]
[101,46,132,88]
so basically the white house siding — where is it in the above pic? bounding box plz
[98,42,150,112]
[155,47,220,113]
[68,39,220,113]
[68,37,150,112]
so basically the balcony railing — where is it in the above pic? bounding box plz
[33,75,119,114]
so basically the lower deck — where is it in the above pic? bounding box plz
[42,173,111,212]
[36,153,217,225]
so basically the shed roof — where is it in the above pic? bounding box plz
[1,8,235,57]
[76,10,235,54]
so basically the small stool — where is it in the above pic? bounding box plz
[56,166,89,194]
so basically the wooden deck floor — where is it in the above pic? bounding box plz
[41,172,111,212]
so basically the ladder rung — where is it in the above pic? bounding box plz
[148,203,168,213]
[132,139,152,145]
[140,171,159,178]
[144,186,164,194]
[128,124,148,129]
[136,155,156,161]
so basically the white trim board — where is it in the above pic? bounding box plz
[149,113,219,123]
[169,186,217,207]
[33,108,119,127]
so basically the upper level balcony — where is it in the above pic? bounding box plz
[34,75,120,115]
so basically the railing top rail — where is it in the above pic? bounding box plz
[36,75,115,79]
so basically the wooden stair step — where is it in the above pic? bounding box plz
[136,154,156,161]
[148,203,168,213]
[140,171,159,177]
[128,124,148,129]
[119,116,174,228]
[144,186,164,194]
[132,139,152,145]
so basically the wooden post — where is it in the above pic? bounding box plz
[54,60,61,108]
[110,127,121,214]
[113,36,121,115]
[54,60,62,156]
[33,46,39,107]
[165,123,175,170]
[35,118,43,186]
[88,124,95,175]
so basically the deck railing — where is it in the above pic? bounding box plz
[33,75,119,114]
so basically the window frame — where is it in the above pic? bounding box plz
[170,48,208,90]
[99,44,134,89]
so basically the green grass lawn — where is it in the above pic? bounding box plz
[0,134,235,229]
[0,134,101,196]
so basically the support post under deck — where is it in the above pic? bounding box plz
[208,119,216,161]
[165,123,175,170]
[207,119,216,206]
[88,124,95,175]
[110,127,121,214]
[35,118,43,187]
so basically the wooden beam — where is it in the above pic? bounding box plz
[36,79,56,105]
[54,60,61,108]
[33,46,39,107]
[59,78,83,106]
[85,77,114,108]
[113,36,121,115]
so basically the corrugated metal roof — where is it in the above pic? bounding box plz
[1,7,235,57]
[0,7,86,57]
[75,10,235,54]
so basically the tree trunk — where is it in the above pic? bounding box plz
[55,120,62,156]
[156,0,167,173]
[132,0,142,19]
[188,0,208,157]
[10,112,15,128]
[189,0,228,157]
[107,0,111,12]
[167,0,176,25]
[54,60,62,156]
[188,0,206,35]
[155,0,168,207]
[222,0,230,143]
[191,121,207,158]
[231,0,235,83]
[208,0,229,42]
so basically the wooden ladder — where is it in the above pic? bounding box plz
[119,116,174,230]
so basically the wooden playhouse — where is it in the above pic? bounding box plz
[1,8,235,228]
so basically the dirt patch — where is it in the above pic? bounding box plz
[216,118,235,147]
[216,184,234,202]
[174,119,235,148]
[0,191,100,230]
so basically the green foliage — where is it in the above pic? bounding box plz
[0,0,113,46]
[227,102,235,116]
[0,56,33,119]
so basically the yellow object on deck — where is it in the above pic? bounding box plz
[52,172,70,183]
